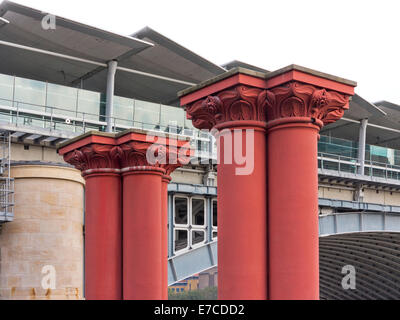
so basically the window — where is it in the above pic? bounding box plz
[191,198,206,248]
[192,198,205,226]
[175,229,188,252]
[173,195,213,253]
[212,200,218,239]
[174,197,188,225]
[192,230,205,245]
[212,200,218,227]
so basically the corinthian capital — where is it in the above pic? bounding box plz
[185,85,268,130]
[63,144,122,172]
[180,65,356,130]
[118,141,167,169]
[265,81,351,125]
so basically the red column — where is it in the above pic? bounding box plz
[160,150,190,299]
[267,118,321,300]
[161,175,171,300]
[264,75,355,300]
[183,81,269,300]
[122,167,165,300]
[61,143,122,300]
[118,138,189,300]
[181,66,355,301]
[59,131,190,301]
[84,172,122,300]
[216,121,267,300]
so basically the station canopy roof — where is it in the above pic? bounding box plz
[0,1,225,105]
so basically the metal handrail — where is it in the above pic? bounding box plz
[0,98,217,160]
[0,97,212,140]
[318,152,400,180]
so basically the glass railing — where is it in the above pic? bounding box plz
[318,136,400,180]
[318,151,400,181]
[0,73,196,132]
[9,71,400,168]
[319,135,400,167]
[0,72,215,159]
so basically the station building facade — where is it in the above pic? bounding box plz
[0,1,399,300]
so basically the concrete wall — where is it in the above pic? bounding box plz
[0,165,85,300]
[171,168,207,185]
[363,189,400,206]
[319,184,400,206]
[11,144,64,163]
[318,186,354,202]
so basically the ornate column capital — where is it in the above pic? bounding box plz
[180,65,357,131]
[185,85,267,130]
[265,81,351,127]
[159,146,192,179]
[63,144,121,176]
[59,130,193,178]
[118,141,161,169]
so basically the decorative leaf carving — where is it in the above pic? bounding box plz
[186,85,267,130]
[265,82,350,125]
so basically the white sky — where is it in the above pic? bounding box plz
[9,0,400,104]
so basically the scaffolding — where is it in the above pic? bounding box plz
[0,131,14,223]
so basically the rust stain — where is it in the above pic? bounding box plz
[11,287,16,297]
[45,289,51,299]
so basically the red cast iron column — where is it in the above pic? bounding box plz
[161,174,171,300]
[180,70,269,300]
[160,150,190,299]
[60,140,122,300]
[118,134,191,300]
[264,66,356,300]
[118,141,165,300]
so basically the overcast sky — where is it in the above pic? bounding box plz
[10,0,400,104]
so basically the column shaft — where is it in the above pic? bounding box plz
[84,173,122,300]
[106,60,118,133]
[358,119,368,175]
[123,170,163,300]
[161,177,170,300]
[217,124,267,300]
[267,120,320,300]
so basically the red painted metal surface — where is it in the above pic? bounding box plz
[182,67,355,301]
[122,169,164,300]
[217,124,267,300]
[267,120,321,300]
[161,176,171,300]
[84,173,122,300]
[265,70,355,95]
[59,131,188,300]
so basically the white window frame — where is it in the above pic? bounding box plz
[173,195,190,228]
[174,228,190,253]
[190,197,207,249]
[190,197,206,227]
[212,199,218,240]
